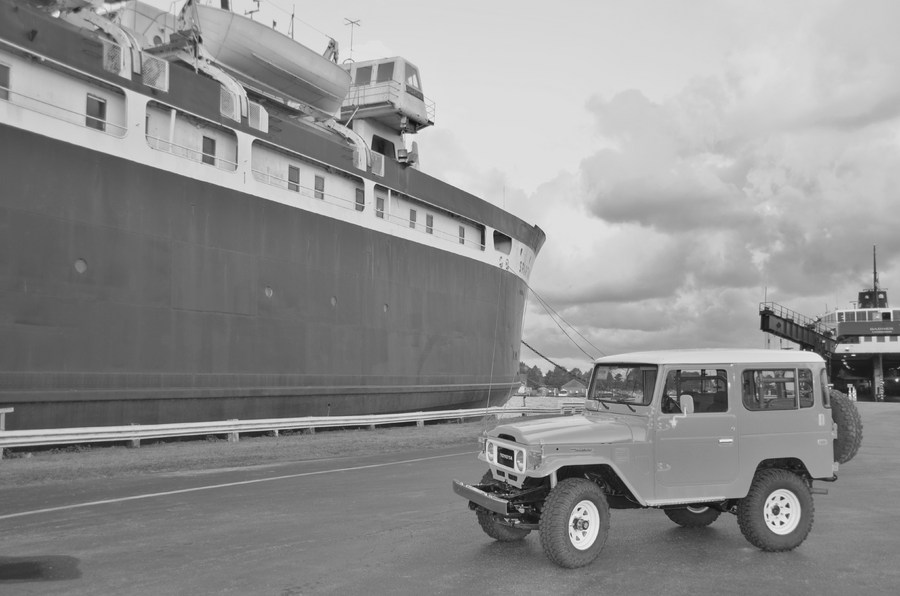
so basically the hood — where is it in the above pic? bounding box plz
[491,414,634,445]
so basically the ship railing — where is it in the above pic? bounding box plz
[250,167,361,211]
[759,301,828,334]
[146,134,238,172]
[248,166,487,251]
[0,86,127,138]
[0,402,585,454]
[384,211,486,251]
[342,80,435,124]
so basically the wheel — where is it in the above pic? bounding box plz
[538,478,609,568]
[830,390,863,464]
[663,505,721,528]
[738,469,814,551]
[475,472,531,541]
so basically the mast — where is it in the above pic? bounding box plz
[874,244,879,293]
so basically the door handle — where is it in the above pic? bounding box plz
[718,438,734,444]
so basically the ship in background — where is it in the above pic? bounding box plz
[0,0,545,430]
[760,247,897,401]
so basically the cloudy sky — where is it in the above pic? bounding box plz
[156,0,900,372]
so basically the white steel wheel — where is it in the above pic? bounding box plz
[738,468,814,552]
[568,499,601,550]
[539,478,610,568]
[763,489,801,535]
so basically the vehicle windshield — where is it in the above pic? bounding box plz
[587,364,657,406]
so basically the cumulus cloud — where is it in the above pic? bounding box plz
[521,0,900,368]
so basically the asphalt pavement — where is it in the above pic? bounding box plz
[1,403,898,595]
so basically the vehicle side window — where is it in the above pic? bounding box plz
[798,368,814,408]
[662,369,728,413]
[820,368,831,408]
[742,369,797,411]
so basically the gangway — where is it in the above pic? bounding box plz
[759,302,836,357]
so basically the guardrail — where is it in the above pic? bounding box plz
[0,401,585,456]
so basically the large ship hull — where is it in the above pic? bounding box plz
[0,1,543,431]
[0,122,527,429]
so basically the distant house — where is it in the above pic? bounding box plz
[561,379,587,397]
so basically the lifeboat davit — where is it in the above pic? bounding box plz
[193,5,351,113]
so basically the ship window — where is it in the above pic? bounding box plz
[356,188,365,212]
[426,214,434,234]
[493,231,512,255]
[405,63,420,90]
[201,136,216,165]
[0,63,9,101]
[376,196,385,219]
[86,94,107,131]
[354,65,372,86]
[376,61,394,83]
[372,135,395,158]
[409,209,417,229]
[314,175,325,199]
[459,226,465,245]
[883,312,891,321]
[288,165,300,192]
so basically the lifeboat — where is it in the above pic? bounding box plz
[192,4,351,113]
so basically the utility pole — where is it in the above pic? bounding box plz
[344,18,360,60]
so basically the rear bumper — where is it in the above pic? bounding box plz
[452,479,510,515]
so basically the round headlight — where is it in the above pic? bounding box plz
[515,449,525,472]
[486,440,495,463]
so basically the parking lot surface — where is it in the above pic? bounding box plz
[1,403,898,595]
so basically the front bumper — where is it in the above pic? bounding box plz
[452,479,510,515]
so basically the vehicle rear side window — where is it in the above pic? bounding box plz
[798,368,814,408]
[820,368,831,408]
[742,369,801,410]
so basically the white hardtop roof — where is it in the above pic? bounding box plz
[593,348,825,366]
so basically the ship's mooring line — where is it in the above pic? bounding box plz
[521,340,591,386]
[521,339,565,371]
[521,281,604,360]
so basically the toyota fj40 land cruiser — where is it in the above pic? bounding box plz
[453,349,858,569]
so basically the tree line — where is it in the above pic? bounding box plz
[519,362,591,391]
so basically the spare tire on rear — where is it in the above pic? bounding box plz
[830,389,863,464]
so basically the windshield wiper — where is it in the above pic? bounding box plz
[613,398,636,412]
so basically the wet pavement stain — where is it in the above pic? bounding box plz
[0,556,81,582]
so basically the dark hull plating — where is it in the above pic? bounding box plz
[0,124,528,429]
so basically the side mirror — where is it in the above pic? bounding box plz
[679,394,695,416]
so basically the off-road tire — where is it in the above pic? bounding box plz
[738,469,814,551]
[538,478,609,568]
[475,472,531,541]
[830,390,863,464]
[664,506,721,528]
